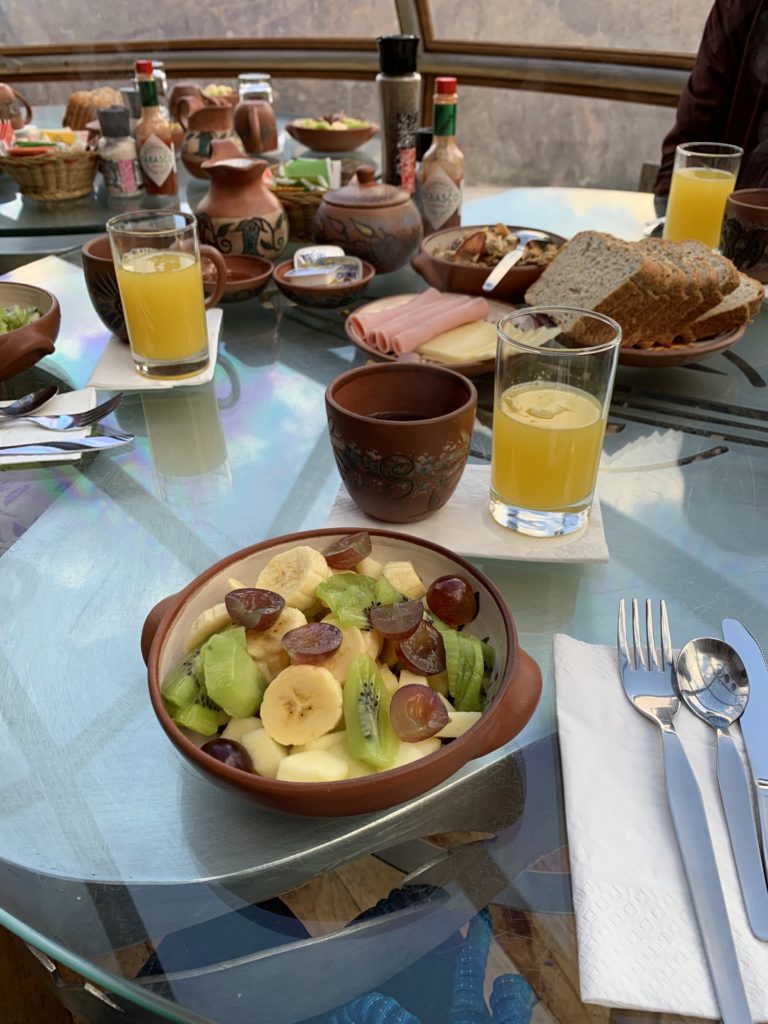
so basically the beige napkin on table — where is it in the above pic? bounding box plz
[325,464,609,563]
[555,634,768,1018]
[86,308,222,391]
[0,388,97,466]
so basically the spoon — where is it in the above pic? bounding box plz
[677,636,768,940]
[0,385,59,418]
[481,229,553,293]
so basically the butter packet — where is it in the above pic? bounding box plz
[294,244,345,268]
[285,256,364,286]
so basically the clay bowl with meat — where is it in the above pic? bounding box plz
[412,224,565,303]
[142,528,542,817]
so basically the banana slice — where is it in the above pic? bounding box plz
[260,664,343,746]
[277,749,350,783]
[221,716,263,743]
[322,625,369,683]
[436,711,482,739]
[255,546,330,611]
[184,602,232,653]
[242,729,288,779]
[382,561,427,600]
[227,576,247,591]
[246,606,307,661]
[378,663,399,697]
[355,555,383,579]
[398,670,429,688]
[363,627,383,661]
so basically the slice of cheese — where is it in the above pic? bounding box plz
[418,319,497,364]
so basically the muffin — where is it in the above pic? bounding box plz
[63,87,123,130]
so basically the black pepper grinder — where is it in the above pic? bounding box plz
[376,34,422,194]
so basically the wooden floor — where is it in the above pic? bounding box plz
[0,847,593,1024]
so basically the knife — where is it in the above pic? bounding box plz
[722,618,768,876]
[0,432,134,456]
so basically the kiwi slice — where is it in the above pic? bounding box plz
[344,654,398,770]
[161,651,203,711]
[173,701,221,736]
[374,576,402,607]
[202,627,267,718]
[443,630,485,712]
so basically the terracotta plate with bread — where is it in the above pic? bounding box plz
[524,230,764,366]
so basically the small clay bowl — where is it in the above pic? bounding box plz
[81,234,127,342]
[142,528,542,817]
[412,224,566,303]
[0,282,60,380]
[722,188,768,284]
[325,361,477,523]
[286,120,379,153]
[202,253,273,303]
[273,258,375,309]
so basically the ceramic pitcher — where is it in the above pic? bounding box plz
[0,84,32,130]
[196,138,289,259]
[177,98,244,179]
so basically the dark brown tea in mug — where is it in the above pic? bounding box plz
[368,411,430,421]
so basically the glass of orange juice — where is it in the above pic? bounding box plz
[490,307,621,537]
[663,142,743,249]
[106,210,226,378]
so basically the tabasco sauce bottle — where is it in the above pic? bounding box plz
[421,77,464,233]
[134,59,177,195]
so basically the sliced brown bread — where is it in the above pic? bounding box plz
[634,237,699,347]
[676,273,764,342]
[524,231,675,347]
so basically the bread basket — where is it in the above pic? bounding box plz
[269,185,324,243]
[0,149,99,201]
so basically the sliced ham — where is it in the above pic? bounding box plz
[347,288,489,355]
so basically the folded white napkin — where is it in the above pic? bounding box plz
[325,464,608,563]
[555,634,768,1018]
[0,388,97,466]
[86,308,223,391]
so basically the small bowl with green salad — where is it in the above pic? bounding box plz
[0,282,60,380]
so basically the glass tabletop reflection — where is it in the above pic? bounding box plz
[0,188,766,1024]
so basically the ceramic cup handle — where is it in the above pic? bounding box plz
[200,245,227,308]
[13,87,32,125]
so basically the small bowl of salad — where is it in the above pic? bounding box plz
[286,114,379,153]
[143,528,542,816]
[0,282,60,381]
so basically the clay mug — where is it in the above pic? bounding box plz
[82,232,227,343]
[177,97,243,179]
[721,188,768,284]
[325,361,477,522]
[0,83,32,130]
[233,99,278,155]
[168,81,205,121]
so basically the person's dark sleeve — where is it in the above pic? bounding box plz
[654,0,748,198]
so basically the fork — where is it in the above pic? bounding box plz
[0,392,123,432]
[618,598,752,1024]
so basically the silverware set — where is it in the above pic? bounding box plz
[0,387,133,456]
[618,597,768,1023]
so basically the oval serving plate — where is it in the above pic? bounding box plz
[344,292,513,378]
[618,323,747,368]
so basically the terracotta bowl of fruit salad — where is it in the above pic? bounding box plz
[143,528,541,817]
[286,115,379,153]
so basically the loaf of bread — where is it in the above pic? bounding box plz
[525,231,761,349]
[63,87,123,130]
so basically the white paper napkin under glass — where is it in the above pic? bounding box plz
[554,633,768,1018]
[86,308,223,391]
[0,388,97,466]
[325,464,609,563]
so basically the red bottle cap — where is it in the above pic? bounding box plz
[134,60,154,76]
[435,77,457,95]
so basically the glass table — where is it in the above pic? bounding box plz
[0,187,766,1024]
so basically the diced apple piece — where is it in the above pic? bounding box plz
[276,750,350,782]
[355,556,383,579]
[428,671,450,696]
[363,627,383,660]
[241,729,288,779]
[221,716,263,743]
[435,711,482,739]
[292,730,347,754]
[392,737,442,767]
[379,663,399,697]
[399,669,429,687]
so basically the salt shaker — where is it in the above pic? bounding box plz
[97,105,143,197]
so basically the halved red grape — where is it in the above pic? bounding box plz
[390,684,449,742]
[322,531,372,571]
[225,588,285,631]
[395,620,446,676]
[201,738,253,772]
[368,599,424,640]
[282,622,343,665]
[426,575,478,627]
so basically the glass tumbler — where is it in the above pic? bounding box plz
[107,210,226,379]
[490,307,621,537]
[663,141,743,248]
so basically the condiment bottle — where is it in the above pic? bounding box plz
[414,126,433,222]
[134,58,178,196]
[376,35,421,194]
[96,105,143,197]
[421,77,464,233]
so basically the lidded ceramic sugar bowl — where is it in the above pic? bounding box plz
[314,166,423,273]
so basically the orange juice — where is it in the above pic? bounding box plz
[116,250,208,369]
[491,382,605,510]
[663,167,736,248]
